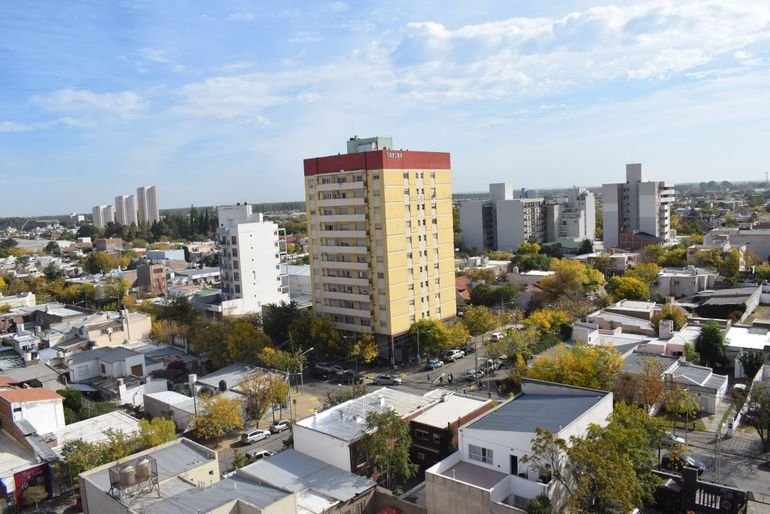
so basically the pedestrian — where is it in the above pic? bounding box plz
[427,373,431,383]
[439,375,444,385]
[449,373,454,384]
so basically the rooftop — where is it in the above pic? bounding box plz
[240,448,376,502]
[440,460,507,490]
[411,394,490,429]
[140,475,291,514]
[297,387,435,442]
[51,411,141,457]
[0,388,62,403]
[67,346,141,365]
[623,353,679,374]
[0,429,37,480]
[466,390,607,433]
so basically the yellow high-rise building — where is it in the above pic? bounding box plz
[304,137,456,364]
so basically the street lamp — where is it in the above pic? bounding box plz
[296,346,314,392]
[413,326,432,364]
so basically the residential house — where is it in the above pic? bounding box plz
[652,266,718,299]
[143,390,198,432]
[94,238,124,252]
[64,347,145,383]
[425,379,613,513]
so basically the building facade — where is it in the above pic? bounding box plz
[304,136,456,362]
[136,185,160,225]
[216,204,289,316]
[114,195,138,226]
[602,163,675,249]
[92,205,114,229]
[545,187,596,242]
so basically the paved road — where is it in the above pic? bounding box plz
[218,429,292,474]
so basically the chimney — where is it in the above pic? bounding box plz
[659,319,674,339]
[117,378,124,387]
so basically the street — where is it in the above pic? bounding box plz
[218,429,292,474]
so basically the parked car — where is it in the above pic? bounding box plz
[463,342,476,354]
[660,432,686,447]
[246,448,274,460]
[661,453,706,475]
[339,370,365,384]
[425,359,444,370]
[490,332,503,341]
[373,374,402,385]
[269,419,291,433]
[443,349,465,362]
[465,368,485,380]
[240,428,271,444]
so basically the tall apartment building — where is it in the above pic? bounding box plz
[459,184,547,252]
[136,185,160,225]
[216,204,289,316]
[545,187,596,242]
[91,205,114,229]
[602,163,675,250]
[304,136,456,363]
[114,195,138,226]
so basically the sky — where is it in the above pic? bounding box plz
[1,0,770,217]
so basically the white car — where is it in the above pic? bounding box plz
[465,368,485,380]
[373,374,402,385]
[443,349,465,362]
[660,432,686,447]
[490,332,503,341]
[246,448,274,461]
[240,429,271,444]
[269,419,291,433]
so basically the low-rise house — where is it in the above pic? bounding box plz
[683,286,762,322]
[170,266,220,287]
[48,310,151,352]
[143,390,198,432]
[724,323,770,377]
[652,266,718,298]
[585,299,660,336]
[0,292,36,310]
[64,347,145,383]
[456,275,472,309]
[240,448,377,514]
[196,363,286,396]
[94,238,124,252]
[506,269,553,308]
[425,379,613,513]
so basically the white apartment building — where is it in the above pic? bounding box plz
[546,186,596,242]
[216,203,289,316]
[461,184,595,252]
[92,205,114,228]
[136,185,160,225]
[602,163,675,250]
[114,194,138,226]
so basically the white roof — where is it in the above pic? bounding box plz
[0,430,37,483]
[51,411,141,457]
[411,395,489,429]
[725,326,770,351]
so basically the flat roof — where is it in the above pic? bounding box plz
[52,411,141,457]
[141,475,291,514]
[412,395,489,429]
[725,326,770,350]
[440,461,506,490]
[0,388,62,403]
[466,392,606,433]
[240,448,375,502]
[623,352,679,374]
[297,387,435,442]
[0,430,37,479]
[304,149,450,176]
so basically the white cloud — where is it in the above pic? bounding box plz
[139,48,171,63]
[29,89,146,118]
[173,76,288,119]
[325,2,349,12]
[0,117,94,133]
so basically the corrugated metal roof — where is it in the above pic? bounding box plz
[240,448,375,502]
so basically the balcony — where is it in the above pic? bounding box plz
[319,260,369,271]
[317,197,366,208]
[316,213,366,223]
[318,229,367,238]
[319,291,371,302]
[319,275,370,287]
[316,181,365,192]
[321,305,372,318]
[317,245,368,254]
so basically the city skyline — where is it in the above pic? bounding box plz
[2,0,770,216]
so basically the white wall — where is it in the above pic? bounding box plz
[602,184,620,248]
[17,399,66,434]
[459,201,485,251]
[293,424,351,472]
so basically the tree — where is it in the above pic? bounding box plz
[528,343,622,390]
[657,247,687,267]
[137,417,176,448]
[651,304,688,334]
[83,251,123,274]
[606,276,650,301]
[717,248,742,279]
[695,320,726,368]
[309,315,342,355]
[358,410,418,490]
[684,342,700,363]
[409,319,449,356]
[193,396,244,446]
[446,322,470,347]
[577,239,593,255]
[224,318,270,364]
[665,385,699,427]
[539,259,605,301]
[22,484,48,509]
[43,262,64,281]
[738,350,766,379]
[44,240,61,256]
[524,309,571,338]
[639,244,664,264]
[320,383,367,409]
[60,438,105,483]
[262,301,300,343]
[240,373,290,421]
[742,379,770,451]
[462,305,498,337]
[349,332,378,365]
[637,357,665,409]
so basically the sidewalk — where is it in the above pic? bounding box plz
[702,397,733,433]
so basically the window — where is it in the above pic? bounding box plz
[415,429,430,441]
[468,444,493,464]
[231,236,237,244]
[432,433,441,444]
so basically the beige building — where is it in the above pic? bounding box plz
[304,137,456,363]
[136,186,160,225]
[114,195,138,226]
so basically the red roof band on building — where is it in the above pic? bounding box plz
[303,150,451,176]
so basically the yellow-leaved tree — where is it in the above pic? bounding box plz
[528,343,622,390]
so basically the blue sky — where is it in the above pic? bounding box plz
[2,0,770,216]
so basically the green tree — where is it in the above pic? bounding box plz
[738,350,766,379]
[528,343,622,390]
[262,301,300,343]
[742,379,770,451]
[695,320,726,368]
[665,385,699,427]
[409,319,449,356]
[717,248,742,279]
[22,484,48,509]
[358,410,418,490]
[137,417,176,448]
[349,332,378,365]
[639,244,664,264]
[83,251,122,274]
[462,305,498,337]
[44,240,61,256]
[320,383,367,409]
[651,304,688,334]
[60,439,105,483]
[310,315,342,355]
[539,258,605,301]
[193,396,244,446]
[526,494,553,514]
[224,317,270,364]
[606,276,650,301]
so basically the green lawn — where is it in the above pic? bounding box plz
[656,412,707,432]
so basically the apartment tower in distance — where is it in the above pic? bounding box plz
[602,163,674,250]
[91,205,114,229]
[136,185,160,225]
[304,136,456,363]
[114,194,138,226]
[216,203,289,316]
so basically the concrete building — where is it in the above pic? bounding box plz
[705,227,770,263]
[94,237,124,252]
[545,187,596,242]
[136,264,167,296]
[652,266,718,298]
[0,291,36,310]
[216,204,289,316]
[425,380,613,513]
[64,346,145,383]
[114,194,138,226]
[92,205,114,229]
[602,163,675,250]
[66,213,85,227]
[304,137,456,363]
[136,186,160,225]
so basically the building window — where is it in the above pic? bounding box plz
[468,444,493,464]
[231,236,237,244]
[432,433,441,444]
[415,429,429,441]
